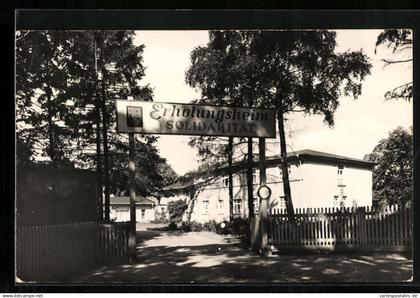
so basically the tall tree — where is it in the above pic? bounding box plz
[16,31,75,167]
[364,127,413,208]
[186,30,372,221]
[186,31,262,219]
[16,30,177,220]
[375,29,413,101]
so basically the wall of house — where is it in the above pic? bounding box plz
[160,160,372,223]
[187,161,372,222]
[110,205,155,223]
[264,162,372,209]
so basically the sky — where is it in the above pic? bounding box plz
[134,30,413,175]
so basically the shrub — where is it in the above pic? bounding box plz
[168,221,177,230]
[203,219,218,232]
[181,221,191,232]
[215,221,230,235]
[151,211,169,224]
[167,199,188,223]
[190,221,203,232]
[230,217,250,236]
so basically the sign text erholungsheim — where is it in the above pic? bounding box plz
[116,100,276,138]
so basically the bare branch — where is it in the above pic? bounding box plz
[16,31,31,42]
[381,58,413,64]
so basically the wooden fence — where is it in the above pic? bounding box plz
[16,221,130,282]
[268,205,412,252]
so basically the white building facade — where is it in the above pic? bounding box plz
[110,196,156,223]
[164,149,375,223]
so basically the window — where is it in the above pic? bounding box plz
[233,199,242,214]
[337,165,344,186]
[222,177,229,187]
[253,198,259,213]
[217,199,224,214]
[279,196,286,209]
[202,200,209,214]
[252,170,258,184]
[116,209,128,214]
[141,209,146,220]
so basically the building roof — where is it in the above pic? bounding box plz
[162,179,195,191]
[267,149,376,168]
[110,196,156,206]
[163,149,376,192]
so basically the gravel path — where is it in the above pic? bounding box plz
[75,229,413,283]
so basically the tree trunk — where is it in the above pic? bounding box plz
[277,109,295,222]
[45,86,56,167]
[95,86,104,222]
[247,137,254,218]
[186,189,197,223]
[101,78,111,222]
[228,137,234,221]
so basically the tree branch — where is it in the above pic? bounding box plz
[381,58,413,64]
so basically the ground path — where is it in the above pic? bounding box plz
[75,227,412,283]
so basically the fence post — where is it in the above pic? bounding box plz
[359,207,368,247]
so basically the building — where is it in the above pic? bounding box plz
[110,196,156,223]
[163,149,376,223]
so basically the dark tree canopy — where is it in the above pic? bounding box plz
[186,30,372,220]
[187,30,371,126]
[375,29,413,101]
[16,30,177,197]
[364,127,413,208]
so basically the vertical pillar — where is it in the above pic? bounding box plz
[258,137,270,256]
[128,97,137,263]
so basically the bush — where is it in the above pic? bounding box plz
[190,221,203,232]
[168,221,177,230]
[230,217,250,236]
[203,219,218,232]
[215,221,230,235]
[181,221,191,232]
[167,199,188,223]
[151,211,169,224]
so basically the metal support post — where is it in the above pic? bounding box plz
[258,137,270,256]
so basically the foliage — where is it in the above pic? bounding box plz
[168,221,178,230]
[190,221,204,232]
[167,199,189,223]
[15,30,178,198]
[187,30,372,126]
[375,29,413,101]
[186,30,372,221]
[178,218,249,237]
[188,136,230,165]
[16,31,77,167]
[228,217,250,236]
[202,219,219,233]
[107,137,178,197]
[364,127,413,208]
[152,210,169,224]
[180,221,192,232]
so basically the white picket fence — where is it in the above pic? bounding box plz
[268,205,412,252]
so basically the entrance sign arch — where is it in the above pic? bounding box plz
[116,99,276,261]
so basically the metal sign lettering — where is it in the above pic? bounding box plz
[116,100,276,138]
